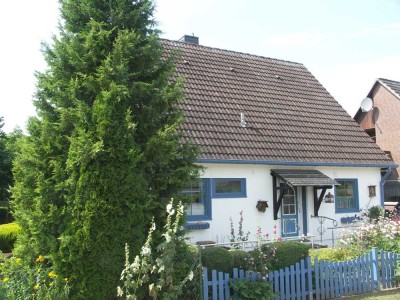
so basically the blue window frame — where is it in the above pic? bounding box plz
[183,179,211,221]
[335,179,359,213]
[212,178,246,198]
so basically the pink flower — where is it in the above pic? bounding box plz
[273,230,276,234]
[277,237,283,242]
[265,233,269,238]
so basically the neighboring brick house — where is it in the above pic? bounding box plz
[354,78,400,203]
[163,36,395,245]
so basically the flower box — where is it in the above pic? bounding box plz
[184,222,210,230]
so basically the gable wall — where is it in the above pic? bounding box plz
[187,163,382,246]
[373,84,400,180]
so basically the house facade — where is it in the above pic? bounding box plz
[354,78,400,204]
[162,36,395,245]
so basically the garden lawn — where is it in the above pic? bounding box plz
[341,287,400,299]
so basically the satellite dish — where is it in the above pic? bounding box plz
[360,97,373,112]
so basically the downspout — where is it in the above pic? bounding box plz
[380,167,393,206]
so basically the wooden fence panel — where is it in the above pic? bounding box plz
[203,248,399,300]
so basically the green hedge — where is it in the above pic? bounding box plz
[201,247,233,275]
[309,247,357,262]
[0,223,21,252]
[230,249,251,270]
[261,241,309,271]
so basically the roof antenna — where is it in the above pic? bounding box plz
[240,111,247,127]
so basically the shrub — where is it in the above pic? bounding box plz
[201,247,233,275]
[230,279,275,300]
[174,242,201,299]
[266,241,309,270]
[369,205,384,220]
[0,222,21,252]
[230,249,251,270]
[0,255,70,299]
[309,247,357,263]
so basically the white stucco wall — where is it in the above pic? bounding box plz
[185,163,383,247]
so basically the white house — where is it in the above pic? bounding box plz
[162,36,396,246]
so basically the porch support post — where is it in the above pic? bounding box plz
[313,186,328,216]
[273,176,286,220]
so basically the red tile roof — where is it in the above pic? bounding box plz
[162,39,394,167]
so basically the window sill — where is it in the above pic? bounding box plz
[184,222,210,230]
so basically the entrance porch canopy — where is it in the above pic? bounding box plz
[270,169,340,219]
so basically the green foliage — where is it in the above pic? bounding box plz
[0,255,69,299]
[265,241,309,270]
[369,205,384,220]
[246,247,275,274]
[201,247,233,275]
[11,0,199,298]
[230,279,275,300]
[0,117,13,202]
[118,200,198,299]
[230,249,251,270]
[0,222,21,252]
[309,247,357,263]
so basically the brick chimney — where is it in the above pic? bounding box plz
[179,35,199,45]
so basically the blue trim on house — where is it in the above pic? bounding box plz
[211,178,247,198]
[302,187,308,235]
[380,167,393,206]
[334,178,360,213]
[198,158,398,168]
[186,179,212,222]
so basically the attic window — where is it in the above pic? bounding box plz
[183,60,190,65]
[275,75,282,80]
[229,67,235,72]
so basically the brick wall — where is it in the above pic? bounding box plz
[373,84,400,181]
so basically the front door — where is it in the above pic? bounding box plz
[281,186,299,237]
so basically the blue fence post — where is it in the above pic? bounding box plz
[371,248,380,291]
[212,269,218,300]
[203,268,208,300]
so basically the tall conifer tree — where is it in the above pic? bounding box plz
[12,0,198,298]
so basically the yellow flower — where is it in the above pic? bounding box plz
[48,271,57,279]
[34,284,39,290]
[2,277,9,283]
[36,255,44,263]
[15,258,22,264]
[64,278,68,282]
[49,282,53,287]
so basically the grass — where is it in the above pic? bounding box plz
[341,288,400,299]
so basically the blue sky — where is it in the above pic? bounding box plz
[1,0,400,132]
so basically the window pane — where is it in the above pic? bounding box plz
[183,180,205,216]
[336,180,355,209]
[215,180,241,194]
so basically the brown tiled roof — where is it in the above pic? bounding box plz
[378,78,400,99]
[162,39,394,167]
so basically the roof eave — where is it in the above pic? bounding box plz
[197,158,398,168]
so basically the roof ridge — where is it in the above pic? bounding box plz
[160,38,304,67]
[378,77,400,84]
[377,78,400,99]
